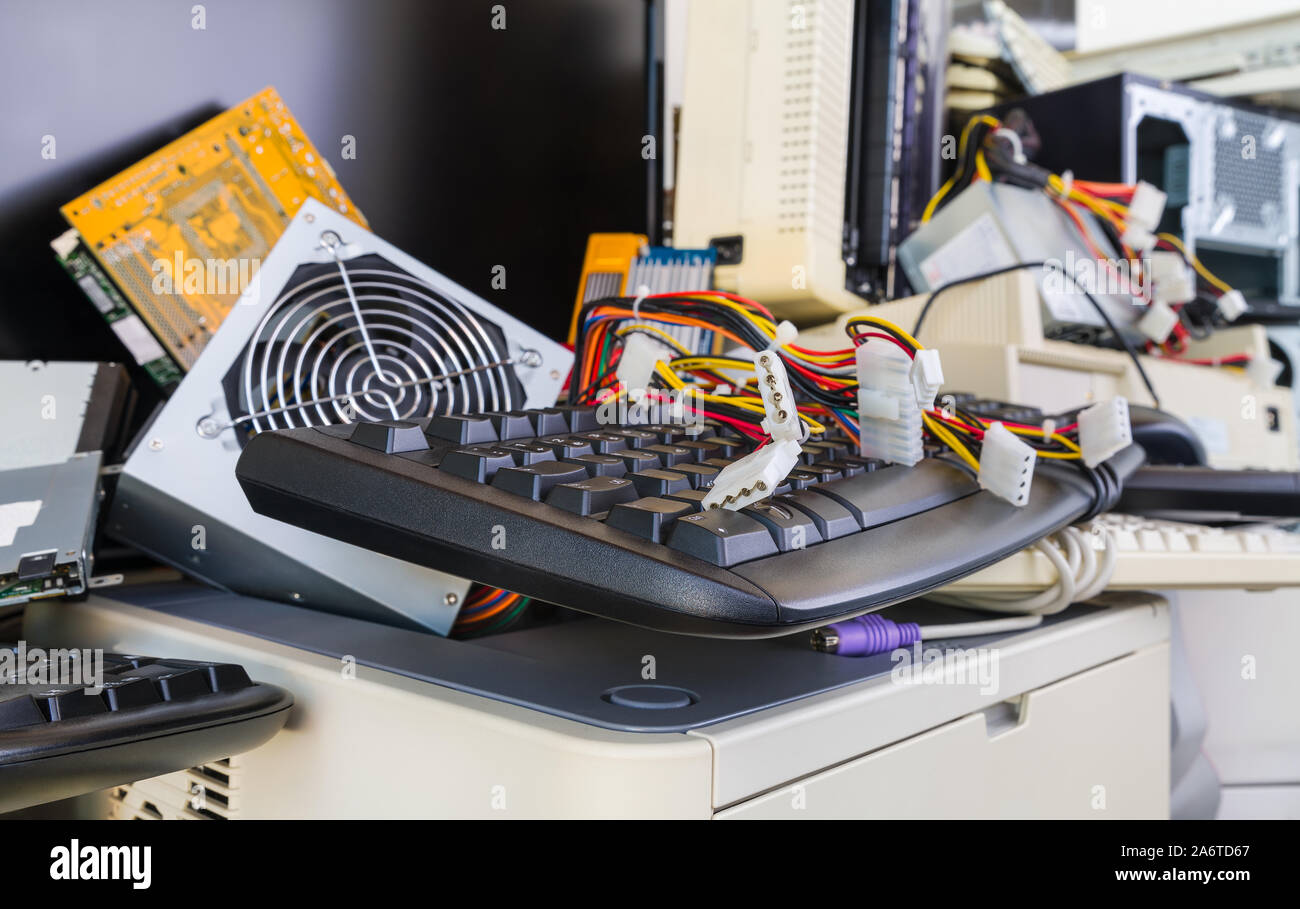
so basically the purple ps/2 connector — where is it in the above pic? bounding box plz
[810,613,922,657]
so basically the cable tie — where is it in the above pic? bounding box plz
[631,284,651,321]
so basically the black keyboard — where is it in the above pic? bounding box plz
[235,406,1144,637]
[0,648,291,813]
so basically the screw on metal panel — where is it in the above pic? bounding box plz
[517,349,542,368]
[319,230,342,248]
[444,593,459,606]
[304,213,315,223]
[549,370,560,380]
[148,438,164,451]
[290,592,303,601]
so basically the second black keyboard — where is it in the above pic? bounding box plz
[235,406,1144,636]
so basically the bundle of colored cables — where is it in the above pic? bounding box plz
[570,289,1084,472]
[844,312,1085,471]
[922,114,1248,366]
[569,290,861,442]
[451,585,531,638]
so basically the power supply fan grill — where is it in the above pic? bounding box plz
[236,254,521,434]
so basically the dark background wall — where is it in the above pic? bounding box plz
[0,0,658,382]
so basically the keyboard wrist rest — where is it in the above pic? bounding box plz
[0,683,292,813]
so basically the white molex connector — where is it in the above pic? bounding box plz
[752,349,802,443]
[1077,396,1132,468]
[909,348,944,411]
[1120,224,1156,254]
[856,341,923,466]
[1216,289,1247,322]
[615,332,673,393]
[978,422,1036,507]
[1137,299,1178,344]
[1126,181,1167,232]
[1148,250,1195,304]
[702,439,801,511]
[703,347,804,511]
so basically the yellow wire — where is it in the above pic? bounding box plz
[922,412,981,471]
[1001,423,1081,453]
[1156,232,1234,294]
[843,314,926,350]
[614,323,692,356]
[974,150,992,183]
[654,362,827,435]
[921,115,1001,223]
[669,356,754,373]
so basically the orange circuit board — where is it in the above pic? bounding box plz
[60,87,367,372]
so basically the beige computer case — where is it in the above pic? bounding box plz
[801,270,1299,471]
[674,0,868,322]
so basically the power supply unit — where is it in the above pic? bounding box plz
[107,200,572,635]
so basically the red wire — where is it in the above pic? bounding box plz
[851,332,916,358]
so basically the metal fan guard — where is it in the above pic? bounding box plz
[239,261,519,433]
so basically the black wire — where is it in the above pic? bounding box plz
[910,261,1161,408]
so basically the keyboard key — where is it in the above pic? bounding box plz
[677,440,721,460]
[492,461,590,500]
[566,454,627,478]
[804,439,851,460]
[482,412,536,440]
[698,436,747,457]
[204,664,254,692]
[628,467,692,497]
[668,510,781,566]
[742,500,824,551]
[664,487,709,511]
[135,661,254,693]
[99,677,163,710]
[104,654,158,671]
[349,420,429,453]
[644,424,688,443]
[784,468,822,490]
[576,431,630,454]
[546,476,638,515]
[646,444,694,467]
[799,444,829,465]
[553,406,599,432]
[801,464,844,483]
[701,457,735,470]
[537,436,595,459]
[514,408,570,435]
[426,414,499,445]
[497,442,557,465]
[32,687,109,721]
[666,463,719,489]
[610,429,658,448]
[440,447,519,482]
[0,695,47,729]
[809,459,976,529]
[775,490,860,540]
[615,449,663,473]
[819,459,865,478]
[125,664,213,701]
[605,497,694,543]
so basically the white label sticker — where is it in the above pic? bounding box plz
[0,500,41,547]
[110,315,167,365]
[918,213,1017,288]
